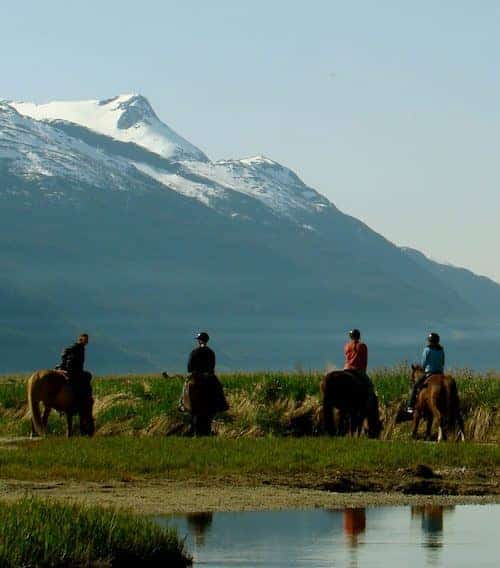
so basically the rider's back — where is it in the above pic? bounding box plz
[344,340,368,372]
[422,345,445,375]
[187,346,216,374]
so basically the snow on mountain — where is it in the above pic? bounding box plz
[10,94,208,162]
[211,156,333,215]
[0,103,141,194]
[6,94,336,220]
[5,94,337,223]
[134,154,335,222]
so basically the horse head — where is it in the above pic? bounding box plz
[411,364,425,384]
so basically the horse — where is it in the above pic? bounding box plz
[320,371,382,438]
[179,373,228,436]
[410,364,465,442]
[27,370,95,438]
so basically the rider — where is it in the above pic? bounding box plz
[407,332,445,414]
[184,331,228,413]
[57,333,93,412]
[344,329,375,394]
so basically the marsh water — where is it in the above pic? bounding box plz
[157,505,499,567]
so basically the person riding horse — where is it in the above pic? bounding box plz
[343,329,375,397]
[56,333,93,413]
[321,329,381,437]
[407,332,445,415]
[180,331,228,435]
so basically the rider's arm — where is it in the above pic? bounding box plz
[187,351,194,373]
[59,346,73,369]
[421,347,430,370]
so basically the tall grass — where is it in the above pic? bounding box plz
[0,368,498,441]
[0,497,191,567]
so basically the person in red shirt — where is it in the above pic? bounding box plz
[343,329,374,394]
[344,329,368,372]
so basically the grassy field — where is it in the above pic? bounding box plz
[0,437,498,483]
[0,367,498,441]
[0,497,191,567]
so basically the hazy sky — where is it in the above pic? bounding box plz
[2,1,499,282]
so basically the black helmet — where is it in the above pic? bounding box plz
[349,329,361,340]
[428,332,440,344]
[196,331,210,343]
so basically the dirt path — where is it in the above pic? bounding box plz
[0,479,498,514]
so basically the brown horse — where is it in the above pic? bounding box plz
[410,365,465,442]
[321,371,382,438]
[180,373,229,435]
[27,370,95,438]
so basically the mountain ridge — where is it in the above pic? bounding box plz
[0,94,498,372]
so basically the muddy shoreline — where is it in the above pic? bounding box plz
[1,477,498,515]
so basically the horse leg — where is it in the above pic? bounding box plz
[432,408,445,442]
[31,419,38,438]
[66,413,73,438]
[424,412,433,441]
[198,415,212,436]
[337,410,348,436]
[411,410,421,439]
[42,406,51,429]
[322,396,336,436]
[351,413,363,437]
[456,412,465,442]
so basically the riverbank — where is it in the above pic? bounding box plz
[0,437,497,512]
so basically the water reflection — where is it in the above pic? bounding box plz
[160,505,498,567]
[186,512,213,546]
[343,507,366,544]
[411,505,455,546]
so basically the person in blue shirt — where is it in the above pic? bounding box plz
[407,332,445,414]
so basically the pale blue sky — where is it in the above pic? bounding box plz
[3,0,499,282]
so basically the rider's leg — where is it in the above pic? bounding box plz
[408,375,428,411]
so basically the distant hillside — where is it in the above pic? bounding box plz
[0,96,498,372]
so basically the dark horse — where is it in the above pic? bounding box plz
[27,370,95,437]
[180,373,229,435]
[321,371,382,438]
[410,365,465,442]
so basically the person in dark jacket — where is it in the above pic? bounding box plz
[407,332,445,414]
[180,332,228,435]
[188,332,216,375]
[57,333,93,412]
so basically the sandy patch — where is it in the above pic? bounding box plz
[0,479,498,515]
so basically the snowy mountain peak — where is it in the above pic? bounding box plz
[239,155,277,166]
[3,95,334,222]
[10,94,208,162]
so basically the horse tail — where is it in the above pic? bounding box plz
[367,392,382,439]
[321,375,335,435]
[27,372,45,437]
[448,377,465,440]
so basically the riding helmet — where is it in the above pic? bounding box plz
[349,329,361,340]
[196,331,210,343]
[428,332,440,344]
